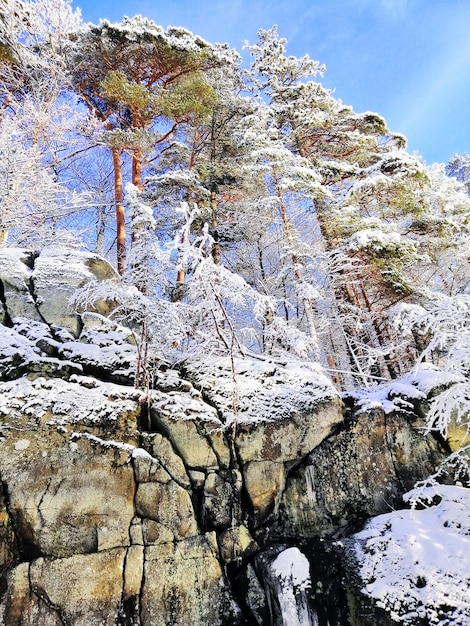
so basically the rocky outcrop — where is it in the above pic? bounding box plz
[271,405,444,539]
[0,248,463,625]
[0,247,117,336]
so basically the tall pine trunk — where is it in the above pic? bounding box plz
[111,148,126,276]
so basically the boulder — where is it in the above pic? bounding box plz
[0,249,39,323]
[218,525,258,563]
[135,480,199,540]
[140,432,192,488]
[151,389,231,471]
[203,469,242,529]
[32,248,118,336]
[1,550,126,626]
[243,460,286,520]
[234,395,343,465]
[0,248,118,337]
[1,428,136,559]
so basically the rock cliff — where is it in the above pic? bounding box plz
[0,248,466,625]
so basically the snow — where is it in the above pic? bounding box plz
[80,312,135,345]
[151,386,222,424]
[0,237,468,625]
[0,375,142,426]
[69,431,154,460]
[0,248,33,288]
[348,227,403,252]
[186,354,337,425]
[353,485,470,625]
[0,314,141,384]
[59,339,137,374]
[34,247,112,286]
[271,547,311,591]
[0,324,42,369]
[0,310,337,432]
[270,548,314,626]
[424,382,470,441]
[349,362,463,415]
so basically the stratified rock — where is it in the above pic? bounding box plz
[135,480,199,540]
[231,563,268,625]
[184,355,344,525]
[218,525,258,563]
[0,341,245,624]
[2,549,126,626]
[0,486,18,592]
[203,469,242,529]
[0,249,459,625]
[151,388,231,471]
[140,432,191,488]
[243,460,285,520]
[1,430,135,559]
[184,355,339,429]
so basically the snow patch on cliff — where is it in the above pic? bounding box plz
[354,485,470,625]
[0,375,142,425]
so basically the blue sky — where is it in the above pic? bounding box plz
[73,0,470,165]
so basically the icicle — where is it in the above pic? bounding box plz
[305,465,317,507]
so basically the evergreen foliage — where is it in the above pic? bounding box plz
[1,0,469,479]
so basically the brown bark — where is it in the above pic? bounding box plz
[132,149,143,191]
[111,148,126,275]
[327,354,342,391]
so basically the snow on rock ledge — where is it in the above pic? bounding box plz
[352,485,470,625]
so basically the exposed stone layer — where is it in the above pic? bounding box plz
[0,248,455,625]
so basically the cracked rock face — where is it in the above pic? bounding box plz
[0,248,450,625]
[0,247,118,336]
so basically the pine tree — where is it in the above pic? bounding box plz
[66,17,227,274]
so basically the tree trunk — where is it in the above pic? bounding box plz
[111,148,126,275]
[211,188,220,265]
[132,148,143,191]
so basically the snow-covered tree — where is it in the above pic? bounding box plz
[0,0,93,245]
[446,152,470,194]
[241,27,470,384]
[142,46,254,299]
[0,114,86,246]
[66,17,227,274]
[2,4,469,428]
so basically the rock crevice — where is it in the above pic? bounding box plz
[0,248,457,625]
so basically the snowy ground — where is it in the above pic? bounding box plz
[353,485,470,625]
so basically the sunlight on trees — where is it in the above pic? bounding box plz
[1,1,469,479]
